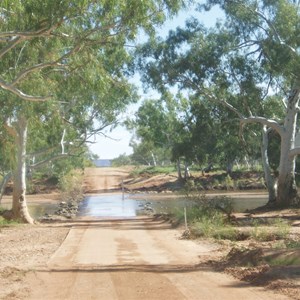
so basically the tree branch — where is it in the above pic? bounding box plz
[0,22,60,39]
[289,147,300,159]
[0,36,24,59]
[0,78,52,101]
[241,116,284,136]
[61,129,66,154]
[29,153,69,169]
[0,20,63,59]
[27,145,60,157]
[11,62,65,86]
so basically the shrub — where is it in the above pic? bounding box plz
[175,189,237,240]
[58,170,84,202]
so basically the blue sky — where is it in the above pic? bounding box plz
[89,5,223,159]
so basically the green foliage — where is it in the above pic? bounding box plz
[136,0,300,206]
[58,170,84,202]
[174,188,237,240]
[174,204,238,240]
[183,180,234,214]
[0,0,186,219]
[127,94,185,165]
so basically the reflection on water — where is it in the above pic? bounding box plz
[230,197,268,212]
[0,202,58,219]
[78,195,143,217]
[133,193,269,214]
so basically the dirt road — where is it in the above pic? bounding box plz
[26,168,290,299]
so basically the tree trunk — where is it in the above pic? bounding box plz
[226,161,234,176]
[12,116,34,224]
[184,161,190,179]
[277,134,298,206]
[244,156,250,170]
[177,159,182,179]
[261,126,277,204]
[151,152,157,166]
[276,85,300,206]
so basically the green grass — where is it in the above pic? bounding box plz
[250,218,291,241]
[265,254,300,266]
[173,192,239,241]
[190,214,239,240]
[285,240,300,249]
[0,216,19,227]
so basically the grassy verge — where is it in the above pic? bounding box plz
[174,181,294,244]
[130,165,177,177]
[250,218,291,241]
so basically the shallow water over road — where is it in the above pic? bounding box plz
[78,194,145,217]
[78,191,269,218]
[1,191,268,219]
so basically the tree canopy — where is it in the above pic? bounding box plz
[0,0,186,222]
[132,0,300,206]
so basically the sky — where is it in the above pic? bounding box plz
[89,5,223,159]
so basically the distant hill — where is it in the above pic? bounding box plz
[93,159,112,167]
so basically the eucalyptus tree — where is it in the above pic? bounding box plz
[127,94,191,176]
[127,97,174,165]
[137,0,300,207]
[179,95,255,174]
[128,92,254,178]
[0,0,186,223]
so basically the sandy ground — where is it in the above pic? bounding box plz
[0,167,298,299]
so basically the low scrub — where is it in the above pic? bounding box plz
[182,181,234,219]
[285,240,300,249]
[0,215,19,227]
[265,252,300,266]
[190,214,239,240]
[175,186,238,240]
[58,170,84,202]
[250,218,291,241]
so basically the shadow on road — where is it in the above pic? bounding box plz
[41,216,175,230]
